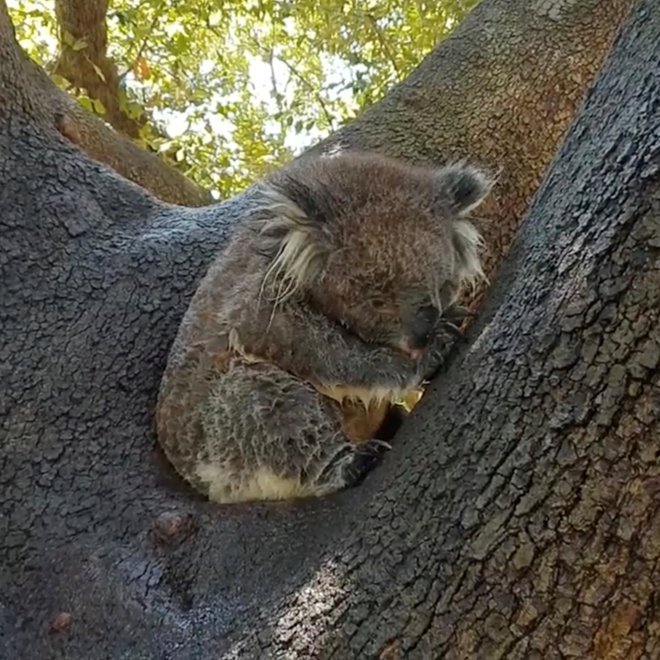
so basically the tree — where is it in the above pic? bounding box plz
[1,0,656,658]
[9,0,480,199]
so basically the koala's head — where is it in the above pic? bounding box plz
[250,151,493,356]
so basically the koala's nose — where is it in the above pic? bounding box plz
[409,305,439,348]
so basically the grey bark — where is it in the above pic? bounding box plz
[1,1,658,660]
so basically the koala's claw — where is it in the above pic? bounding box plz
[343,453,380,487]
[443,305,475,322]
[441,321,467,340]
[359,438,392,452]
[342,439,389,487]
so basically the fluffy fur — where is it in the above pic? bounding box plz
[156,151,493,504]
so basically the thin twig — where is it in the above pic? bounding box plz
[275,55,335,129]
[247,31,335,130]
[364,13,400,75]
[119,0,165,82]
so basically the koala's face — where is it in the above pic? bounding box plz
[309,213,467,357]
[254,152,492,357]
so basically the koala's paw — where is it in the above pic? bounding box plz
[441,304,476,340]
[341,439,391,488]
[419,327,463,380]
[419,343,450,380]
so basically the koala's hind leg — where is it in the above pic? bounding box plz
[196,360,387,503]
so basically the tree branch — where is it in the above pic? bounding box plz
[364,12,401,76]
[53,0,145,139]
[0,1,211,206]
[275,54,336,130]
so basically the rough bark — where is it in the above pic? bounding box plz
[1,3,211,207]
[1,2,655,660]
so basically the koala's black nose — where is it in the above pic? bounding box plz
[409,305,440,348]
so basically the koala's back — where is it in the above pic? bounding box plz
[155,236,255,484]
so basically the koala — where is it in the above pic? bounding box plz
[155,151,493,504]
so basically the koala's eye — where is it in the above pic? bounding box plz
[371,299,387,310]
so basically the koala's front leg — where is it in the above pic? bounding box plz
[416,323,466,381]
[290,308,427,390]
[193,359,389,503]
[235,303,421,392]
[318,304,474,388]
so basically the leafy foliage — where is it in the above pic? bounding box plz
[8,0,478,198]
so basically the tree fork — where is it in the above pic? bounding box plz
[0,0,653,658]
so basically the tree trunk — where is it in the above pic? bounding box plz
[53,0,146,140]
[1,1,656,660]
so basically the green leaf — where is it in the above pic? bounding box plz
[77,95,94,112]
[50,74,70,90]
[61,29,75,47]
[92,98,106,115]
[91,62,107,83]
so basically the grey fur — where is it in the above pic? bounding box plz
[156,151,493,504]
[433,162,495,216]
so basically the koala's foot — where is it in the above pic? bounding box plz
[173,360,396,504]
[316,439,390,493]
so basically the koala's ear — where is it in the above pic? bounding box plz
[433,163,494,216]
[249,180,332,302]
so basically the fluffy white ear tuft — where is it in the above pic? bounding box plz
[452,219,486,289]
[251,184,330,305]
